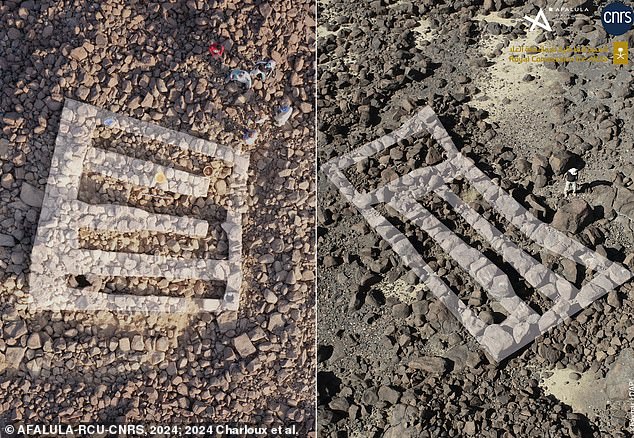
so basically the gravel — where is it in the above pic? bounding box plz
[0,0,315,432]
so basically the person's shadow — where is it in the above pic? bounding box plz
[583,179,612,191]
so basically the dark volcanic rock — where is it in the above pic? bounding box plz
[377,385,401,405]
[552,199,593,233]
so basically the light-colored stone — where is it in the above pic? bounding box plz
[4,320,27,340]
[267,313,285,331]
[26,357,43,376]
[215,179,227,195]
[156,337,169,352]
[149,351,165,365]
[27,333,42,349]
[233,333,256,357]
[131,335,144,351]
[3,347,26,370]
[119,337,131,352]
[70,46,88,60]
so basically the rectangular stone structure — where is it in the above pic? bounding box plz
[29,99,249,313]
[322,106,632,362]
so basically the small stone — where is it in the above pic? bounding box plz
[259,2,272,18]
[20,183,44,207]
[26,357,43,376]
[0,234,15,247]
[0,139,10,159]
[149,351,165,365]
[377,385,400,404]
[299,102,312,113]
[392,303,411,318]
[607,290,621,308]
[119,337,131,352]
[549,150,575,175]
[177,383,188,396]
[233,333,256,357]
[425,147,443,165]
[408,356,449,374]
[3,347,26,370]
[70,46,88,61]
[285,270,297,285]
[560,258,579,283]
[42,25,54,38]
[534,174,548,188]
[268,313,285,332]
[4,320,27,340]
[131,335,144,351]
[464,421,477,435]
[192,401,206,415]
[27,333,42,349]
[45,97,62,111]
[290,72,302,86]
[156,337,169,352]
[264,289,278,304]
[362,388,379,405]
[141,93,154,108]
[538,344,562,363]
[7,28,22,40]
[258,254,275,264]
[564,330,580,346]
[10,250,25,265]
[215,179,227,195]
[76,86,90,100]
[329,397,349,412]
[167,240,180,252]
[95,33,108,47]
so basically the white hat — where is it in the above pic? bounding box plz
[569,168,578,175]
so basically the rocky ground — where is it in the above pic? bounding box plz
[318,0,633,436]
[1,0,315,433]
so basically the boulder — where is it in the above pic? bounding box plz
[552,199,593,233]
[549,150,577,175]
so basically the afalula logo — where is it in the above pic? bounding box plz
[548,1,601,16]
[548,6,591,12]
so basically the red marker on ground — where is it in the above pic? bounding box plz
[209,43,224,58]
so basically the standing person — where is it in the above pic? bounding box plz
[564,168,579,196]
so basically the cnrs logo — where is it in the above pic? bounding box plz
[601,1,633,35]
